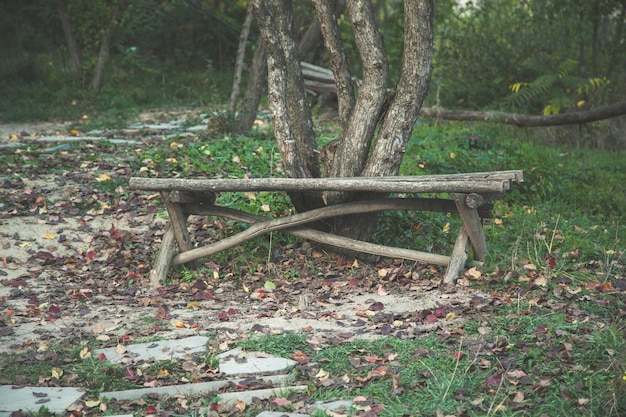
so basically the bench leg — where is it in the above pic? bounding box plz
[453,193,488,261]
[443,225,470,284]
[163,192,199,269]
[149,225,177,288]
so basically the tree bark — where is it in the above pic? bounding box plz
[56,0,81,76]
[229,2,255,114]
[91,0,127,91]
[233,37,267,134]
[251,0,434,240]
[312,0,355,128]
[251,0,323,212]
[419,100,626,127]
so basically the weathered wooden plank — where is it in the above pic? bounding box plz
[130,177,511,194]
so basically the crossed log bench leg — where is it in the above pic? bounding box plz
[146,191,493,288]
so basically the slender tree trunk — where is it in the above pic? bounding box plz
[229,2,255,114]
[56,0,81,76]
[233,37,267,134]
[91,0,127,91]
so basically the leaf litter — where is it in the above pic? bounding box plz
[1,114,624,416]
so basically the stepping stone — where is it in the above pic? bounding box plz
[0,386,85,416]
[95,335,209,363]
[101,374,292,401]
[217,348,297,376]
[314,399,353,412]
[217,385,308,405]
[255,412,309,417]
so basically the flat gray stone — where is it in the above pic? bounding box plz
[255,412,309,417]
[217,385,307,405]
[314,399,353,412]
[95,335,209,363]
[0,386,85,416]
[100,374,291,401]
[217,348,297,375]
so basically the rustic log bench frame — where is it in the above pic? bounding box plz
[129,170,523,287]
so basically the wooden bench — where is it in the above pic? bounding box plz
[129,170,523,287]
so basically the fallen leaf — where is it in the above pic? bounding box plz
[42,232,55,240]
[79,346,91,359]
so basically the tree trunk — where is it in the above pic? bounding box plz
[251,0,434,240]
[251,0,323,213]
[229,2,255,114]
[56,0,81,76]
[233,37,268,134]
[91,0,127,91]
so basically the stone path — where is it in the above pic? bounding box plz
[0,336,350,416]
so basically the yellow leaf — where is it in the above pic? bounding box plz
[115,343,127,355]
[442,223,450,233]
[84,400,101,408]
[449,152,456,159]
[79,346,91,359]
[42,232,55,239]
[493,218,503,225]
[69,129,80,136]
[577,100,586,108]
[82,114,89,121]
[9,134,19,141]
[445,312,456,321]
[174,321,187,328]
[51,367,64,379]
[96,173,111,182]
[187,301,202,309]
[234,400,246,413]
[170,141,179,147]
[378,268,388,277]
[243,191,256,200]
[157,368,169,378]
[315,368,330,380]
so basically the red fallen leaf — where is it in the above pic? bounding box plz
[192,290,214,301]
[369,302,385,311]
[424,314,438,324]
[348,278,360,286]
[146,205,157,213]
[217,311,230,320]
[192,279,207,290]
[10,279,28,288]
[364,355,381,363]
[453,351,464,360]
[272,397,291,406]
[124,367,139,381]
[598,282,614,292]
[251,324,265,332]
[292,350,309,364]
[227,308,239,315]
[48,304,60,315]
[35,251,54,259]
[434,306,447,318]
[145,405,157,414]
[85,250,95,259]
[97,353,107,361]
[544,254,557,270]
[108,225,122,240]
[486,373,502,386]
